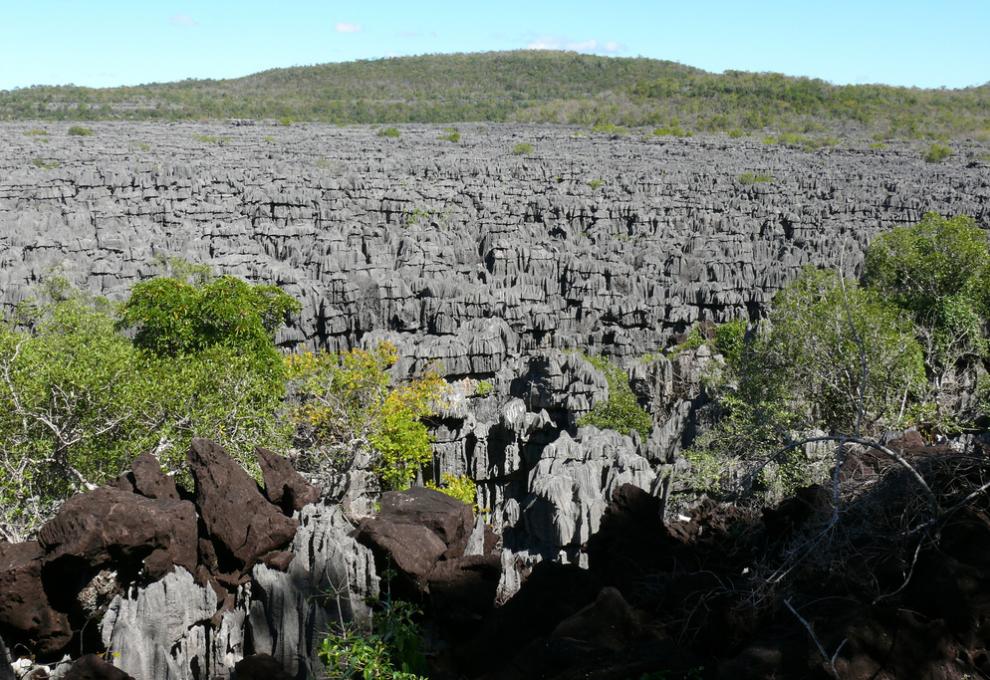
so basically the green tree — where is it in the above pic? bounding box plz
[577,355,652,439]
[0,273,300,540]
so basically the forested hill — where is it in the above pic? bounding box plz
[2,50,988,139]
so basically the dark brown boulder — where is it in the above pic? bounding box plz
[427,554,501,627]
[378,486,475,559]
[358,518,447,580]
[62,654,135,680]
[256,447,320,514]
[187,439,298,570]
[38,487,198,581]
[232,654,294,680]
[0,541,71,656]
[128,452,180,500]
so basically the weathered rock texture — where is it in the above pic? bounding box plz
[0,123,986,367]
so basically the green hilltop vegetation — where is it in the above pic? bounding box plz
[1,50,988,139]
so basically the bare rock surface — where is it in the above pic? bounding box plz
[188,438,298,571]
[0,122,985,367]
[248,504,378,680]
[256,447,320,514]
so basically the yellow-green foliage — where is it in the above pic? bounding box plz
[286,343,449,490]
[0,273,299,540]
[511,142,533,155]
[67,125,93,136]
[923,142,953,163]
[378,127,400,138]
[439,127,460,142]
[426,473,477,509]
[577,355,652,439]
[738,172,773,185]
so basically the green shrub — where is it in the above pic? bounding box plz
[577,355,652,439]
[320,599,426,680]
[67,126,93,136]
[512,142,533,155]
[286,343,449,490]
[652,125,691,137]
[0,273,299,540]
[590,122,629,136]
[378,127,401,138]
[713,319,747,368]
[587,178,605,190]
[278,116,294,126]
[923,142,953,163]
[426,473,477,509]
[738,172,774,185]
[474,379,493,397]
[439,127,460,142]
[30,158,59,170]
[24,128,48,137]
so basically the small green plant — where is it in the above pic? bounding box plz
[869,141,888,150]
[278,116,294,126]
[474,379,493,397]
[319,599,427,680]
[426,473,477,508]
[713,319,748,368]
[439,127,460,143]
[67,126,93,137]
[652,125,691,138]
[24,128,48,137]
[405,207,432,225]
[262,135,276,144]
[924,142,953,163]
[512,142,533,155]
[134,142,151,152]
[727,128,745,138]
[193,134,230,145]
[378,127,401,138]
[30,158,60,170]
[577,355,652,439]
[587,178,605,190]
[738,172,774,185]
[590,122,628,136]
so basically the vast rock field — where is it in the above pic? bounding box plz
[2,122,990,679]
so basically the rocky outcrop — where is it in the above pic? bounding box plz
[62,655,135,680]
[0,541,71,656]
[248,504,378,680]
[0,123,986,367]
[188,439,298,572]
[39,487,199,582]
[0,443,312,678]
[257,447,321,514]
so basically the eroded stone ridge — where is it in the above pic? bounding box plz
[1,122,986,371]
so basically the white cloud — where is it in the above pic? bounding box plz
[335,22,361,33]
[527,36,624,55]
[169,14,198,28]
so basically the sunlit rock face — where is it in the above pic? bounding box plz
[1,122,985,370]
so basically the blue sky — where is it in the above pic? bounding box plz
[1,0,987,90]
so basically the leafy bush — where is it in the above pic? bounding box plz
[30,158,59,170]
[67,126,93,136]
[923,143,953,163]
[864,213,990,423]
[763,267,925,433]
[577,355,652,439]
[713,319,747,368]
[320,599,426,680]
[426,473,477,509]
[587,178,605,190]
[474,379,493,397]
[0,273,299,540]
[652,124,691,137]
[286,343,449,490]
[439,127,460,142]
[738,172,773,185]
[590,122,628,136]
[511,142,533,155]
[378,127,400,138]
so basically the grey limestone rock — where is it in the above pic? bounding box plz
[100,567,229,680]
[248,504,378,680]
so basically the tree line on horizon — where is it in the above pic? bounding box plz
[1,51,987,141]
